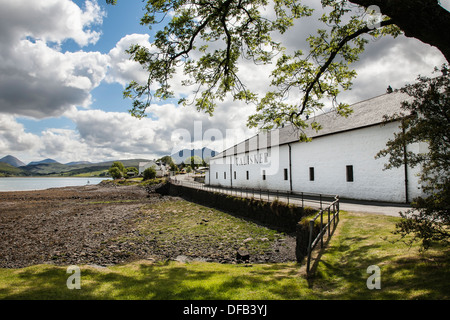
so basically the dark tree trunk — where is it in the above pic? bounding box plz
[350,0,450,62]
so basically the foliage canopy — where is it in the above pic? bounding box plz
[184,155,203,168]
[109,161,125,179]
[106,0,409,134]
[143,166,157,180]
[377,65,450,248]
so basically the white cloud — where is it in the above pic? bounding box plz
[0,102,256,163]
[0,0,109,119]
[67,108,167,156]
[0,39,110,118]
[106,33,200,101]
[0,1,256,161]
[106,33,152,86]
[39,128,89,161]
[62,97,257,162]
[0,0,105,47]
[0,115,41,154]
[338,35,446,105]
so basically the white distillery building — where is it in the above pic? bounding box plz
[206,92,426,203]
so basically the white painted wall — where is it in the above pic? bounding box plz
[139,161,167,177]
[289,122,422,202]
[207,121,423,203]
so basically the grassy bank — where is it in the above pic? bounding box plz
[312,212,450,299]
[0,210,448,300]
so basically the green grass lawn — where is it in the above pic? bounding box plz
[0,211,448,300]
[312,212,450,299]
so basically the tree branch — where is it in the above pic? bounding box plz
[292,19,395,120]
[171,16,214,61]
[349,0,450,62]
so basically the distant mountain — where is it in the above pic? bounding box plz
[0,155,26,167]
[65,161,92,166]
[171,147,217,165]
[1,157,152,177]
[28,158,59,166]
[0,162,28,176]
[18,158,150,176]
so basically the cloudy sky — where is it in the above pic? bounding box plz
[0,0,448,164]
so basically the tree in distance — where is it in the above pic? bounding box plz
[184,155,203,169]
[109,161,125,179]
[125,167,139,176]
[143,167,157,180]
[158,155,179,172]
[109,167,123,180]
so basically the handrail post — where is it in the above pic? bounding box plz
[307,219,314,274]
[320,211,324,248]
[336,196,340,223]
[328,207,331,237]
[333,202,336,228]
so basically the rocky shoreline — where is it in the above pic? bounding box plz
[0,183,296,268]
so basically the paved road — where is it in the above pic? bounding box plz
[336,199,410,216]
[171,174,410,217]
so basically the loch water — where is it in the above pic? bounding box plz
[0,177,110,192]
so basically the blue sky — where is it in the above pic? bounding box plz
[0,0,447,164]
[18,0,149,137]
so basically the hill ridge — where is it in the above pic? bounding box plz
[0,155,26,167]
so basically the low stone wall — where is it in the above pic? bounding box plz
[295,216,321,262]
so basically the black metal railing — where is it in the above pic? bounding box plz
[306,196,340,274]
[169,176,335,209]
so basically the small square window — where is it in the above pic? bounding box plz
[215,172,218,179]
[284,168,288,181]
[309,167,315,181]
[224,172,226,179]
[346,165,354,182]
[262,170,266,180]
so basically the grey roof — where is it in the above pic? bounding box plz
[213,91,412,158]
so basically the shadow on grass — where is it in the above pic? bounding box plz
[308,235,450,299]
[2,212,449,300]
[0,261,306,300]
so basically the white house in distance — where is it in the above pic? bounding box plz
[206,92,426,203]
[138,161,168,177]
